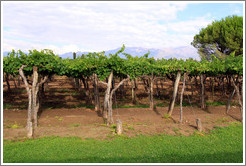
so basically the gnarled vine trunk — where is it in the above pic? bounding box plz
[180,72,188,123]
[149,77,154,111]
[131,79,137,104]
[200,74,206,110]
[142,74,158,111]
[19,65,33,138]
[81,76,92,104]
[5,74,11,92]
[231,75,243,122]
[93,73,100,112]
[19,65,48,138]
[108,76,130,125]
[168,71,181,116]
[101,72,130,125]
[32,66,39,128]
[226,88,235,114]
[103,72,113,123]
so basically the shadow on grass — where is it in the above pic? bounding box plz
[4,151,243,163]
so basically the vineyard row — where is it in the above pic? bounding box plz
[3,46,243,137]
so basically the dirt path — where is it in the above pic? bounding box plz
[3,105,241,140]
[3,75,242,140]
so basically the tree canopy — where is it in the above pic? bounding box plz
[3,46,243,80]
[191,15,243,60]
[3,49,63,79]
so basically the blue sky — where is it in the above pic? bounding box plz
[177,3,243,21]
[2,1,244,57]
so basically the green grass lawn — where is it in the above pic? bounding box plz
[3,124,243,163]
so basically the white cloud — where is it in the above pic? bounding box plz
[2,1,210,54]
[233,9,241,14]
[167,18,212,34]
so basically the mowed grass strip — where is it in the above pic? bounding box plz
[3,124,243,163]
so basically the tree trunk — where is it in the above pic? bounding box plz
[226,76,239,114]
[134,79,138,90]
[180,72,187,123]
[5,74,11,92]
[231,76,243,122]
[41,83,45,95]
[81,77,92,104]
[215,77,219,89]
[241,77,243,104]
[200,74,206,110]
[74,78,79,90]
[107,96,113,125]
[142,75,155,111]
[32,66,39,128]
[103,72,113,123]
[160,78,164,89]
[19,65,48,138]
[12,76,17,88]
[211,77,215,101]
[222,76,226,95]
[32,71,48,128]
[156,79,160,99]
[168,71,181,116]
[176,83,180,104]
[131,79,136,104]
[119,77,123,99]
[190,76,194,96]
[226,75,231,93]
[18,75,21,87]
[78,79,81,92]
[112,78,117,105]
[93,74,100,112]
[143,79,149,92]
[120,77,126,98]
[226,88,235,114]
[107,75,130,125]
[19,65,33,138]
[149,77,154,111]
[195,76,198,87]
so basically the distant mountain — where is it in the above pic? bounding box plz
[154,46,200,60]
[58,52,74,59]
[3,46,200,60]
[59,46,200,60]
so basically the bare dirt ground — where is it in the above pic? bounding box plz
[3,76,242,140]
[3,105,241,140]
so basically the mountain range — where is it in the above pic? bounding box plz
[59,46,200,60]
[3,46,200,60]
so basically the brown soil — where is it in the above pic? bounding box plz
[3,106,241,140]
[3,75,242,140]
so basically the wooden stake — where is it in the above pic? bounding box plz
[116,119,123,135]
[196,118,202,132]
